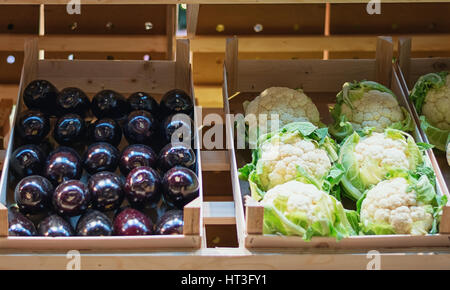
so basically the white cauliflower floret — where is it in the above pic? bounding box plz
[261,180,332,223]
[257,133,331,190]
[422,75,450,130]
[360,177,433,235]
[340,90,405,132]
[354,132,412,185]
[245,87,320,134]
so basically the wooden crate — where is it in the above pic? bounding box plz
[396,37,450,192]
[223,36,450,249]
[0,38,203,250]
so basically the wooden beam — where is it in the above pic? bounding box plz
[0,0,449,4]
[0,35,168,53]
[191,34,450,53]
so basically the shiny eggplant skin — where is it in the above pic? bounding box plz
[82,142,119,175]
[10,144,46,178]
[155,210,183,235]
[157,143,196,172]
[124,166,161,207]
[127,92,159,115]
[113,208,153,236]
[22,80,59,115]
[88,171,124,212]
[16,110,50,144]
[45,146,82,185]
[161,113,194,144]
[88,118,122,147]
[14,175,53,214]
[91,90,130,119]
[38,214,74,237]
[159,89,193,117]
[76,209,113,236]
[119,144,157,176]
[8,209,38,236]
[56,87,90,117]
[123,110,158,145]
[162,167,199,209]
[52,180,91,217]
[53,114,86,146]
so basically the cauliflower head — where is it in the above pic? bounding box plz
[244,87,320,134]
[257,131,331,191]
[359,173,445,235]
[339,128,424,201]
[330,81,412,141]
[239,122,340,201]
[261,180,357,240]
[410,72,450,151]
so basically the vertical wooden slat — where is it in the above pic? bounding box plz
[183,197,201,235]
[245,199,263,235]
[186,4,199,38]
[225,37,238,96]
[398,37,412,86]
[375,36,394,87]
[440,206,450,234]
[175,39,190,93]
[166,5,176,60]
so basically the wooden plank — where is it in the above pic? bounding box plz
[245,198,263,235]
[166,4,176,60]
[1,0,450,3]
[398,37,412,85]
[201,150,230,171]
[237,58,376,93]
[191,34,450,53]
[175,39,191,93]
[225,37,238,95]
[44,4,168,35]
[0,5,39,34]
[194,4,325,35]
[183,197,202,236]
[375,36,393,87]
[186,4,200,38]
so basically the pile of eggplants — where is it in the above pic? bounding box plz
[8,80,198,237]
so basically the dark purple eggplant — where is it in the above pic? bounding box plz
[127,92,159,115]
[158,142,195,172]
[119,144,157,176]
[91,90,130,119]
[22,80,58,114]
[14,175,53,214]
[161,113,194,144]
[8,209,37,236]
[88,171,124,212]
[155,210,183,235]
[88,118,122,146]
[45,147,82,185]
[38,214,74,237]
[56,87,90,117]
[124,166,161,207]
[76,209,113,236]
[162,167,199,209]
[159,89,193,117]
[10,144,46,178]
[16,110,50,144]
[82,142,119,175]
[53,114,86,146]
[123,110,158,145]
[52,180,91,217]
[113,208,153,236]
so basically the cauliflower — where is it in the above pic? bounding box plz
[359,173,445,235]
[330,81,412,141]
[257,132,331,191]
[339,128,424,201]
[238,122,340,201]
[261,180,357,240]
[244,87,320,135]
[410,72,450,151]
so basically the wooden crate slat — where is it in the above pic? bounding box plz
[0,5,39,34]
[44,4,168,35]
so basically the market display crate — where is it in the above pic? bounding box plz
[0,38,203,250]
[223,36,450,249]
[396,37,450,189]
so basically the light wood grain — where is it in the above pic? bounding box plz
[186,4,200,38]
[375,36,393,87]
[201,150,230,171]
[225,37,238,95]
